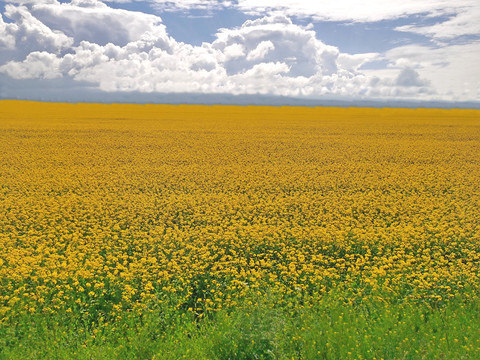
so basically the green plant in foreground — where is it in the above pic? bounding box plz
[1,294,479,360]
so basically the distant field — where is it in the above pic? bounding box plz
[1,101,479,359]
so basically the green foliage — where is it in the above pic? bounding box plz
[1,293,479,360]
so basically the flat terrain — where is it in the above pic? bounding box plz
[0,101,479,359]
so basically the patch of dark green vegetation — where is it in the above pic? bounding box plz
[1,293,479,360]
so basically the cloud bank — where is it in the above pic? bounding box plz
[125,0,480,40]
[0,0,479,102]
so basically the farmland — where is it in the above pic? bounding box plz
[0,101,479,359]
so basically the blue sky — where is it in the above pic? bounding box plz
[0,0,479,103]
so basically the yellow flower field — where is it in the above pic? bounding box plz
[0,101,479,324]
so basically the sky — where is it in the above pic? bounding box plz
[0,0,479,104]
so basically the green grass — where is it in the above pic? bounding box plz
[1,294,479,359]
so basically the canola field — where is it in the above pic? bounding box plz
[0,101,479,332]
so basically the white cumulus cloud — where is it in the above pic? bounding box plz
[1,51,62,79]
[27,0,170,46]
[212,15,340,77]
[383,41,480,100]
[1,1,478,102]
[246,40,275,61]
[3,4,74,53]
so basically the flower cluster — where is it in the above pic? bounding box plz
[0,102,479,324]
